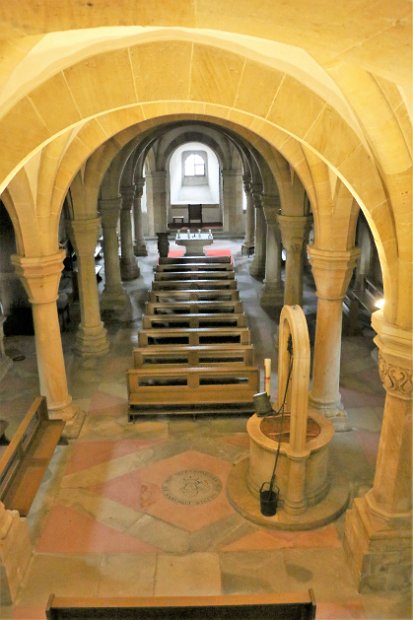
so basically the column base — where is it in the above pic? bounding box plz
[344,496,412,592]
[241,242,254,256]
[0,356,13,381]
[101,285,129,310]
[47,399,86,439]
[0,511,32,604]
[73,324,110,357]
[249,260,265,279]
[260,283,284,308]
[120,258,140,281]
[309,395,351,431]
[134,242,148,257]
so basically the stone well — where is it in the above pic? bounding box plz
[227,305,349,529]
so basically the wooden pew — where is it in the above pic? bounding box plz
[0,396,65,516]
[138,326,251,347]
[127,364,259,416]
[142,313,247,330]
[154,270,235,281]
[159,256,231,264]
[152,279,237,290]
[156,262,234,272]
[46,592,316,619]
[148,289,240,303]
[132,344,256,368]
[145,300,244,315]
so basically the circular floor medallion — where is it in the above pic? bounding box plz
[162,469,222,505]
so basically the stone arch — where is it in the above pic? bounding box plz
[1,40,405,323]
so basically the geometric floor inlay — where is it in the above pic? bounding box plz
[162,469,222,505]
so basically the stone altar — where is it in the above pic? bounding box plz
[175,230,213,256]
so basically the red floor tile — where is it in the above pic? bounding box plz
[36,504,158,553]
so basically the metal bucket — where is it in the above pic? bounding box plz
[260,481,278,516]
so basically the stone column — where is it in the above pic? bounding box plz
[11,252,80,426]
[120,185,140,281]
[133,178,148,256]
[354,220,373,291]
[99,197,129,309]
[150,170,168,234]
[67,217,109,357]
[0,301,12,381]
[222,169,243,235]
[344,312,412,592]
[260,196,284,307]
[241,176,255,256]
[0,502,31,603]
[249,187,266,279]
[277,214,311,306]
[307,246,360,429]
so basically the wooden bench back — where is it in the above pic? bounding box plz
[145,300,244,315]
[0,396,64,516]
[47,592,316,619]
[148,289,240,302]
[138,326,251,347]
[142,313,247,330]
[156,262,233,272]
[133,344,255,368]
[152,279,237,290]
[127,365,259,406]
[154,270,235,280]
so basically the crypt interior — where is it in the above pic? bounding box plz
[0,2,411,619]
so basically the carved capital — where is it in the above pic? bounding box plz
[378,353,412,399]
[67,217,101,257]
[120,185,136,210]
[99,197,122,229]
[372,311,413,400]
[134,177,145,194]
[277,214,311,252]
[11,251,65,304]
[262,206,279,225]
[307,245,360,300]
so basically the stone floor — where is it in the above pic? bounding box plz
[0,239,411,619]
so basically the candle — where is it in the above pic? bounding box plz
[264,358,271,396]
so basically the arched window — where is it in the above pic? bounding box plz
[184,153,206,177]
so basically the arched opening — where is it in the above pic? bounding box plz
[168,141,221,228]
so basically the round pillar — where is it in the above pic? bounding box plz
[308,246,360,429]
[148,170,168,234]
[99,197,129,309]
[120,185,140,281]
[277,214,311,306]
[344,312,412,592]
[67,217,109,357]
[249,187,266,279]
[11,252,79,422]
[241,176,255,255]
[133,178,148,256]
[222,169,243,235]
[260,197,283,307]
